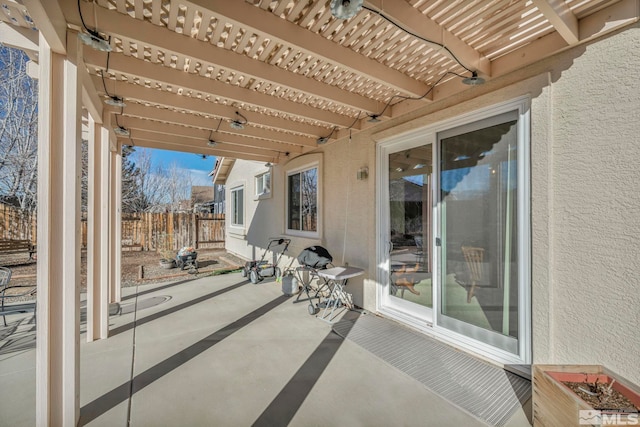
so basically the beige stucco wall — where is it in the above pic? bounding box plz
[226,24,640,384]
[539,24,640,384]
[225,159,279,262]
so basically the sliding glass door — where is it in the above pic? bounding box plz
[377,100,530,364]
[437,111,521,355]
[387,145,433,316]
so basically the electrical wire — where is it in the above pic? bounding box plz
[114,107,123,128]
[208,118,223,142]
[368,71,458,121]
[77,0,100,38]
[318,126,337,143]
[100,70,113,98]
[361,5,473,74]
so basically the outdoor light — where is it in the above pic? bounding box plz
[265,162,273,168]
[207,139,217,147]
[316,136,329,145]
[462,71,485,86]
[357,167,368,180]
[330,0,363,19]
[230,111,248,130]
[79,31,112,52]
[113,126,130,137]
[104,96,126,108]
[367,114,381,123]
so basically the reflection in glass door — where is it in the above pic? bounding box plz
[437,112,520,354]
[388,145,433,310]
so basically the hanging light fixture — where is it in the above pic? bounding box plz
[77,0,112,52]
[330,0,363,19]
[207,139,217,147]
[265,162,273,168]
[230,111,248,130]
[367,114,381,123]
[79,31,112,52]
[462,71,485,86]
[113,126,130,137]
[104,95,126,107]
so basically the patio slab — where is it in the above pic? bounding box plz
[1,272,531,426]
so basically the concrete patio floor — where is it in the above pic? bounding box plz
[0,272,532,426]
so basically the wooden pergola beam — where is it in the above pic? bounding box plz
[83,48,356,128]
[115,115,307,155]
[89,74,329,138]
[59,1,386,117]
[186,0,429,97]
[532,0,579,45]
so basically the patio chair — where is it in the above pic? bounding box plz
[0,266,37,326]
[390,263,421,298]
[461,246,485,303]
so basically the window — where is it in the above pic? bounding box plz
[255,171,271,197]
[287,166,318,233]
[230,186,244,226]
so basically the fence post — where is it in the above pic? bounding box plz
[192,213,198,249]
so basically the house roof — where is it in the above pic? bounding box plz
[211,157,236,185]
[1,0,637,164]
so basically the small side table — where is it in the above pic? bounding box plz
[315,266,364,323]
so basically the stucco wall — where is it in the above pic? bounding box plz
[225,159,281,262]
[225,24,640,384]
[542,25,640,384]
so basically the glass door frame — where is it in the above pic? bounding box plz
[376,96,532,366]
[376,132,436,327]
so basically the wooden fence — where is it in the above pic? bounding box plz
[0,203,37,243]
[117,212,225,251]
[0,203,225,251]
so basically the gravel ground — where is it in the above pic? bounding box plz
[1,248,245,300]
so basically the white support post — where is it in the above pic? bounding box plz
[109,141,122,304]
[36,31,82,426]
[86,114,110,341]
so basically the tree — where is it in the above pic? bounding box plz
[120,145,147,213]
[0,45,198,214]
[122,147,196,213]
[0,45,38,211]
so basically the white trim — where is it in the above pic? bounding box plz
[285,158,321,239]
[229,183,246,234]
[376,96,532,366]
[254,170,272,200]
[376,137,435,323]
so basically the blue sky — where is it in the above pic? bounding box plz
[143,148,217,186]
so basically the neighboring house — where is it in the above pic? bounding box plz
[190,185,214,206]
[191,185,217,213]
[213,183,225,215]
[214,26,640,384]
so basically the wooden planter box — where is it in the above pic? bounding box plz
[533,365,640,427]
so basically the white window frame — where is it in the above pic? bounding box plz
[230,185,245,228]
[285,158,321,239]
[255,170,271,199]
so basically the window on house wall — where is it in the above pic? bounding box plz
[287,166,318,234]
[230,186,244,226]
[255,171,271,197]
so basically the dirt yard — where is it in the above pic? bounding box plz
[1,248,245,292]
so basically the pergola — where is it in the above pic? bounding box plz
[1,0,637,424]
